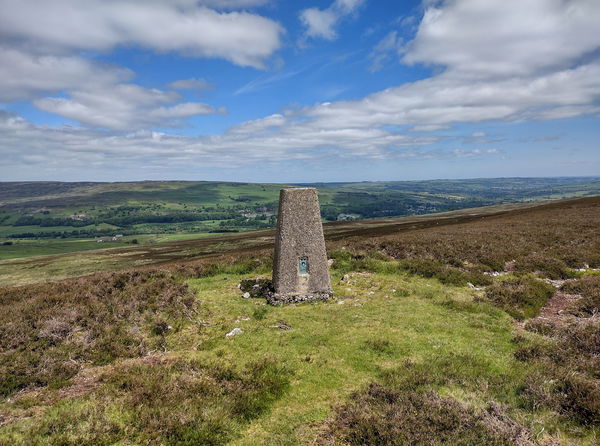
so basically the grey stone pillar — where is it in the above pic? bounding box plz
[270,188,332,304]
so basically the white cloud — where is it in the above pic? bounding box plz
[368,31,403,72]
[302,0,600,130]
[300,8,338,40]
[0,47,131,102]
[300,0,365,40]
[303,62,600,130]
[409,124,450,132]
[403,0,600,78]
[0,1,283,127]
[2,0,600,178]
[452,148,500,158]
[0,0,284,68]
[34,85,225,130]
[0,111,438,177]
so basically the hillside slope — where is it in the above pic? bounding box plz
[1,196,599,445]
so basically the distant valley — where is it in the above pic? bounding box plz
[1,177,599,260]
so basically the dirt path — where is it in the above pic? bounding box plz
[526,278,582,326]
[536,290,581,322]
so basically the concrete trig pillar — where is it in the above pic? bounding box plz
[270,188,332,304]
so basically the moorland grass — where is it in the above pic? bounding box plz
[0,271,198,396]
[3,358,290,446]
[1,258,599,444]
[2,197,600,444]
[484,275,556,320]
[518,320,600,427]
[366,197,600,274]
[561,276,600,317]
[1,265,529,445]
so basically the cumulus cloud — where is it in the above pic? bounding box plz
[0,1,284,129]
[403,0,600,78]
[300,0,365,40]
[305,0,600,129]
[34,84,225,130]
[0,47,131,102]
[0,111,438,178]
[2,0,600,178]
[0,0,283,68]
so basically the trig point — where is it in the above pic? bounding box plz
[270,188,332,304]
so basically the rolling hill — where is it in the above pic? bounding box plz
[1,177,599,261]
[1,195,599,445]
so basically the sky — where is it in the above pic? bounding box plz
[0,0,599,183]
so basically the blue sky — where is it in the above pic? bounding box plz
[0,0,599,182]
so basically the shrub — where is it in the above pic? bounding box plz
[398,258,492,287]
[561,275,600,297]
[561,276,600,317]
[523,319,556,336]
[522,365,600,426]
[514,254,575,279]
[318,384,533,446]
[0,270,199,396]
[10,358,291,445]
[517,321,600,425]
[484,275,555,320]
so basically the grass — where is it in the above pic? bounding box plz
[0,271,198,396]
[0,261,566,445]
[3,357,290,445]
[1,196,600,444]
[0,238,132,261]
[4,258,596,444]
[517,320,600,427]
[3,196,599,288]
[484,275,556,320]
[0,231,231,261]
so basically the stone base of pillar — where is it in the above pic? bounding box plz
[266,291,333,306]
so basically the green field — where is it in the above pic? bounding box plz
[1,177,600,261]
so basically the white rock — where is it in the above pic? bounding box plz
[242,292,251,298]
[226,328,243,338]
[338,300,345,305]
